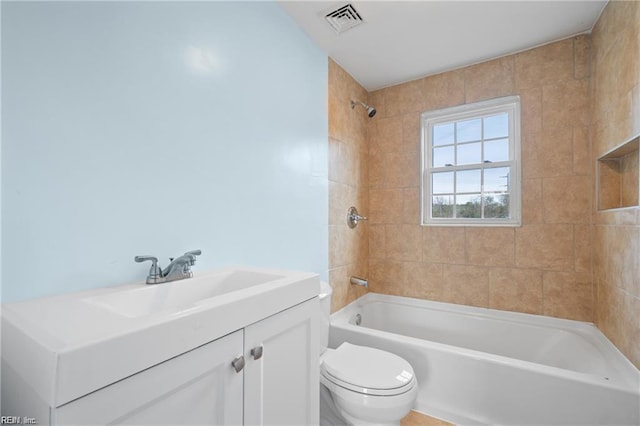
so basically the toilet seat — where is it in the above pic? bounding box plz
[320,343,416,396]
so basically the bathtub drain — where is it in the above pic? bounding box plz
[355,313,362,325]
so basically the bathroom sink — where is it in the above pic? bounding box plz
[3,265,319,407]
[85,269,285,318]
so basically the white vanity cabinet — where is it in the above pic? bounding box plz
[1,267,320,426]
[244,298,319,425]
[54,330,245,425]
[53,298,319,426]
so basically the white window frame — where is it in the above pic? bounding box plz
[421,96,521,227]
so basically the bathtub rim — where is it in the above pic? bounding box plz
[330,292,640,393]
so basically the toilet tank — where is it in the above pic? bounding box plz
[319,281,332,353]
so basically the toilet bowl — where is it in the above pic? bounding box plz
[319,282,417,425]
[320,342,418,425]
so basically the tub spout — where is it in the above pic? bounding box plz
[350,276,368,288]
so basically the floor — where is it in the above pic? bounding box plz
[401,410,454,426]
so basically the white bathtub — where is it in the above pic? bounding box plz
[330,293,640,425]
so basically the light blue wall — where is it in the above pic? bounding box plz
[1,2,328,302]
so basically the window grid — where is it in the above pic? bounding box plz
[429,170,511,219]
[421,96,521,226]
[431,115,510,219]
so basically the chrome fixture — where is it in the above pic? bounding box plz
[350,99,376,118]
[231,355,245,373]
[350,276,368,288]
[251,345,264,360]
[135,250,202,284]
[347,206,368,229]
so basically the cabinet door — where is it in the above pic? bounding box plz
[244,298,319,426]
[54,330,244,426]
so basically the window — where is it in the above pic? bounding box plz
[421,96,521,226]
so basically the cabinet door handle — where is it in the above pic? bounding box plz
[231,355,245,373]
[251,345,263,360]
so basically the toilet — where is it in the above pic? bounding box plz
[319,282,418,425]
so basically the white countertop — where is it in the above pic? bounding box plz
[2,266,320,407]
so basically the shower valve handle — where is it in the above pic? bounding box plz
[347,206,367,229]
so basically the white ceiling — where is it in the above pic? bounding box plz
[279,1,608,91]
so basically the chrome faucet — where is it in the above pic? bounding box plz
[134,250,202,284]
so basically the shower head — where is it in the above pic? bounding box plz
[350,100,377,118]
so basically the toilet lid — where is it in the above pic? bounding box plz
[321,343,415,395]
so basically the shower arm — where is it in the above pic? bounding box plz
[350,99,377,118]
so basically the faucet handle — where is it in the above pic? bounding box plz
[135,255,158,264]
[183,250,202,265]
[134,255,162,279]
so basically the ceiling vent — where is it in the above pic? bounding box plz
[324,4,364,34]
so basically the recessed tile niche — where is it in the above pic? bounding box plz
[597,135,640,211]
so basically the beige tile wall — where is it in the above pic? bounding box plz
[621,148,639,207]
[591,0,640,368]
[327,0,640,368]
[328,59,369,312]
[366,37,594,321]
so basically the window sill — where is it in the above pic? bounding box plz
[421,220,521,227]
